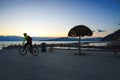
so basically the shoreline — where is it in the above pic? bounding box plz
[1,41,120,51]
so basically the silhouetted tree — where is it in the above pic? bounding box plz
[68,25,93,55]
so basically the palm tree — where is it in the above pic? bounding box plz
[68,25,93,55]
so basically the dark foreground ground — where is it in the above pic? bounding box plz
[0,48,120,80]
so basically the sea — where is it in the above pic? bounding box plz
[0,41,109,50]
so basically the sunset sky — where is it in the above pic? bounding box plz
[0,0,120,37]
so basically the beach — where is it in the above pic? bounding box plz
[0,48,120,80]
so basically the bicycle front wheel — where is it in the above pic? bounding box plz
[32,47,39,56]
[19,47,27,56]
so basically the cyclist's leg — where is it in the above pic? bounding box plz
[29,41,33,49]
[28,41,33,53]
[24,42,29,48]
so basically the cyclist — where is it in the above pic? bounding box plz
[22,33,33,50]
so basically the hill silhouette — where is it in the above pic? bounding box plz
[0,36,23,41]
[45,37,78,41]
[0,36,102,41]
[45,37,102,41]
[101,29,120,41]
[0,36,53,41]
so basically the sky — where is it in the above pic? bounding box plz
[0,0,120,37]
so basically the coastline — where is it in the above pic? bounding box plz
[1,41,120,52]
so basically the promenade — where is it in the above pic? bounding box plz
[0,48,120,80]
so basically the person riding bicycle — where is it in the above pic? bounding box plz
[22,33,33,49]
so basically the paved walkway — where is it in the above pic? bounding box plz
[0,49,120,80]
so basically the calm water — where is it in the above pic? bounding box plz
[0,41,108,50]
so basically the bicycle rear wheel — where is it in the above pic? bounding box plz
[19,47,27,56]
[32,47,39,56]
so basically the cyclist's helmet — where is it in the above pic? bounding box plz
[23,33,27,36]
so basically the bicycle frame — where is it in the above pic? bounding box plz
[26,45,32,53]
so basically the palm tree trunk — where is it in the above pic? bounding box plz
[78,36,81,54]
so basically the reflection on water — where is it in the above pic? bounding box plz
[88,42,110,46]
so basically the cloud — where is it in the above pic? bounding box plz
[97,29,106,32]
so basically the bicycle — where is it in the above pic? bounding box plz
[19,45,39,56]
